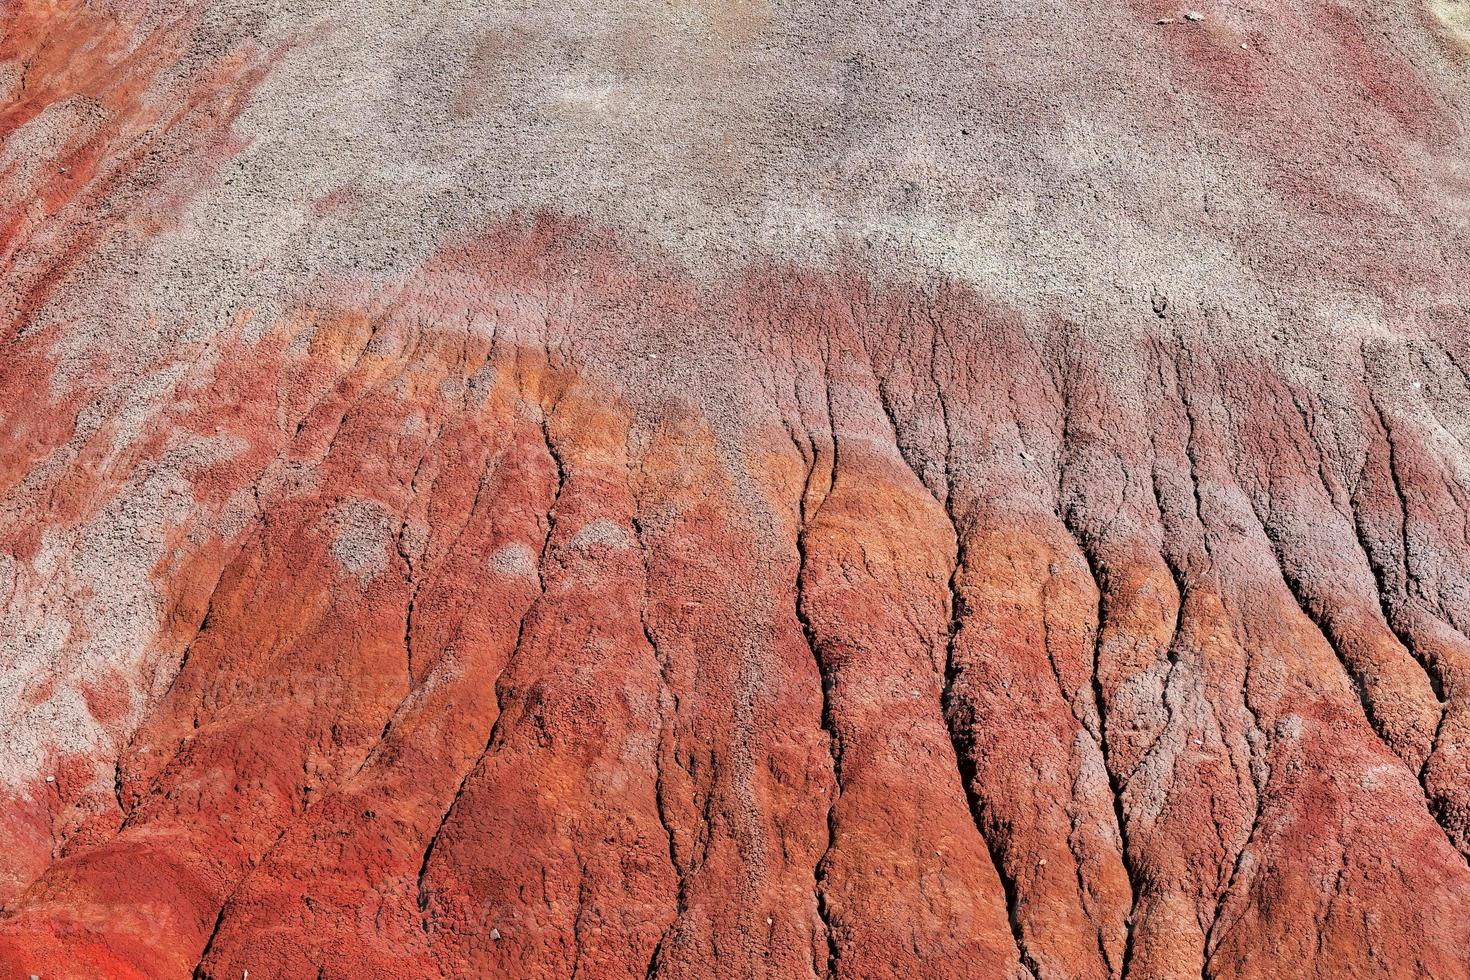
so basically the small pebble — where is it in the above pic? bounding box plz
[44,776,54,783]
[1184,10,1204,21]
[1157,17,1175,24]
[491,927,502,941]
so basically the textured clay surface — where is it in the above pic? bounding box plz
[5,1,1470,977]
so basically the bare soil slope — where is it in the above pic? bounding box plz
[4,1,1470,977]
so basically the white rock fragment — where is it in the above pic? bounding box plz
[327,499,396,584]
[567,518,632,554]
[1184,10,1204,21]
[487,542,538,580]
[491,927,502,941]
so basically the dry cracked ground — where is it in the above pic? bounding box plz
[4,1,1470,977]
